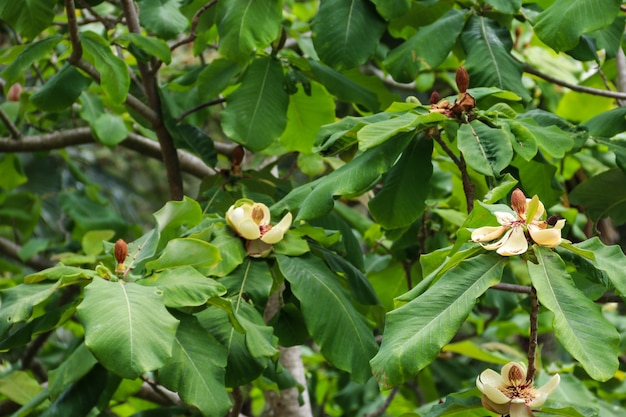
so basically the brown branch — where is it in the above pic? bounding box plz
[176,97,226,123]
[364,387,399,417]
[524,63,626,100]
[0,128,215,179]
[0,106,21,139]
[526,286,538,382]
[431,131,474,212]
[170,0,218,51]
[121,0,184,200]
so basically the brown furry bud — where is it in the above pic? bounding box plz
[429,90,440,105]
[114,239,128,275]
[7,83,22,102]
[456,67,470,93]
[510,189,527,215]
[546,214,561,226]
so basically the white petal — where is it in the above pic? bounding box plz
[554,219,566,229]
[501,362,527,385]
[497,226,528,256]
[237,218,261,240]
[530,374,560,407]
[528,224,561,247]
[509,400,535,417]
[483,228,514,250]
[477,369,504,390]
[260,212,292,244]
[495,211,517,225]
[471,226,507,242]
[481,384,511,405]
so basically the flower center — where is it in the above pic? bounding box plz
[259,224,272,236]
[500,383,537,404]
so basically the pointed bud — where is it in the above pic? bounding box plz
[429,90,440,105]
[508,363,525,386]
[456,67,470,93]
[114,239,128,275]
[252,206,265,224]
[7,83,22,102]
[510,189,527,216]
[546,214,561,227]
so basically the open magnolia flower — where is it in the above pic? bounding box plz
[226,200,292,257]
[471,189,566,256]
[476,362,560,417]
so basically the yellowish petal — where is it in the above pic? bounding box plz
[554,219,566,230]
[482,228,513,251]
[477,369,504,391]
[530,374,560,407]
[509,400,535,417]
[471,226,507,242]
[237,218,262,240]
[261,212,292,244]
[495,211,516,225]
[251,203,271,225]
[497,226,528,256]
[528,224,561,248]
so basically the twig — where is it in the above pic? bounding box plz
[230,386,243,417]
[526,286,538,382]
[524,63,626,100]
[431,131,474,212]
[364,387,399,417]
[0,106,21,139]
[491,282,622,303]
[176,98,226,123]
[170,0,218,51]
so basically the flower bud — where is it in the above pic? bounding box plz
[7,83,22,102]
[429,90,440,105]
[546,214,561,226]
[456,67,470,93]
[510,189,527,216]
[114,239,128,275]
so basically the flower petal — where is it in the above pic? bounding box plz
[495,211,517,225]
[261,212,292,244]
[509,400,535,417]
[530,374,560,407]
[476,374,510,405]
[497,226,528,256]
[528,224,562,247]
[237,218,262,240]
[471,226,507,242]
[252,203,271,225]
[477,369,503,391]
[501,362,527,386]
[481,395,511,415]
[483,228,514,250]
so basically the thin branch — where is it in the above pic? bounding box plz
[524,63,626,100]
[0,236,54,270]
[0,128,215,179]
[491,282,622,303]
[170,0,218,51]
[64,0,83,64]
[364,387,399,417]
[176,97,226,123]
[0,106,21,139]
[431,131,474,212]
[121,0,184,200]
[526,286,538,382]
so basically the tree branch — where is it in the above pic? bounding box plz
[431,131,474,212]
[524,63,626,100]
[170,0,218,52]
[526,286,538,382]
[121,0,184,200]
[0,128,215,179]
[0,106,21,140]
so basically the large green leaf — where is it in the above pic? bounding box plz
[457,120,513,176]
[280,81,336,153]
[196,58,241,101]
[153,196,204,246]
[120,33,172,64]
[369,136,433,229]
[136,0,188,40]
[160,314,231,417]
[30,64,92,112]
[171,123,217,168]
[81,31,130,104]
[77,278,180,379]
[307,60,380,111]
[534,0,621,52]
[145,238,221,274]
[277,254,378,383]
[384,9,467,83]
[461,15,529,102]
[569,168,626,225]
[514,118,574,159]
[370,254,503,388]
[220,259,274,309]
[2,35,61,85]
[0,282,58,338]
[567,237,626,297]
[138,266,226,308]
[0,0,56,40]
[221,56,288,152]
[312,0,386,70]
[48,343,98,398]
[583,107,626,138]
[274,131,413,220]
[529,246,619,381]
[93,113,128,146]
[216,0,282,63]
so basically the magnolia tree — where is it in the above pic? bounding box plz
[1,0,626,416]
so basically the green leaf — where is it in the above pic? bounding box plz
[369,136,433,229]
[220,259,274,309]
[2,35,62,85]
[529,246,619,381]
[24,264,97,284]
[484,0,522,14]
[582,107,626,138]
[216,0,282,63]
[82,31,130,104]
[136,0,188,40]
[568,237,626,297]
[93,113,128,146]
[138,266,226,308]
[370,0,411,20]
[153,196,204,245]
[0,282,58,338]
[121,33,172,64]
[221,56,288,152]
[514,118,574,158]
[145,238,222,274]
[569,168,626,225]
[48,343,98,398]
[30,64,92,112]
[384,9,467,83]
[277,254,378,383]
[0,0,56,40]
[312,0,386,70]
[461,15,530,102]
[0,371,44,405]
[275,131,413,221]
[0,153,27,190]
[77,278,180,379]
[371,254,503,388]
[173,123,217,167]
[534,0,621,52]
[160,314,231,417]
[308,59,380,111]
[196,58,241,100]
[280,81,336,153]
[457,120,513,176]
[502,119,538,161]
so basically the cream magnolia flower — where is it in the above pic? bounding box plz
[477,362,560,417]
[226,200,292,257]
[471,189,565,256]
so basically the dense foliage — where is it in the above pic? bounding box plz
[1,0,626,416]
